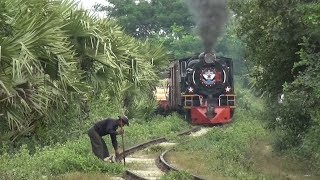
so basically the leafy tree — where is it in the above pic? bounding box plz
[98,0,194,38]
[151,24,202,59]
[229,0,320,162]
[229,0,306,96]
[0,0,85,141]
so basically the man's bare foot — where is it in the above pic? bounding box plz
[103,156,112,162]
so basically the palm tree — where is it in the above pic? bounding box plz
[0,0,169,141]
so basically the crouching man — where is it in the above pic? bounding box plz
[88,116,129,162]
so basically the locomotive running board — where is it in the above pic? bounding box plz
[191,106,232,125]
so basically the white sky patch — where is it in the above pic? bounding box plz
[77,0,109,18]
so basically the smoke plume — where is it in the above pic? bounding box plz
[187,0,229,53]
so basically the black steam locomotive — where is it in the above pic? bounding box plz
[160,52,236,125]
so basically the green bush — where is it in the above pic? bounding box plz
[230,0,320,173]
[293,111,320,174]
[272,92,313,151]
[302,125,320,173]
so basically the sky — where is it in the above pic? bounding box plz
[78,0,107,10]
[77,0,109,17]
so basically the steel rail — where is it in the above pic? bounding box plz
[158,149,206,180]
[119,127,204,180]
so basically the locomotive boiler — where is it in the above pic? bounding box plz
[166,52,236,125]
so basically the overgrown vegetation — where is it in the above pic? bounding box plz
[1,0,319,179]
[0,0,168,143]
[229,0,320,171]
[0,138,124,180]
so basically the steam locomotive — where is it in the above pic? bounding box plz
[157,52,236,125]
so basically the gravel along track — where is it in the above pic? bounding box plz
[124,142,177,180]
[112,126,212,180]
[189,127,211,137]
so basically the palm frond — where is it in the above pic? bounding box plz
[0,0,169,141]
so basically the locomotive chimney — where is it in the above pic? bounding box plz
[199,52,217,64]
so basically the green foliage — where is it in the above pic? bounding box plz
[125,91,158,120]
[0,137,123,180]
[230,0,320,171]
[300,123,320,173]
[229,0,305,96]
[99,0,193,38]
[275,110,320,174]
[30,99,120,147]
[229,0,320,96]
[0,0,85,141]
[0,1,11,36]
[161,32,202,59]
[99,0,246,64]
[0,0,169,141]
[272,15,320,170]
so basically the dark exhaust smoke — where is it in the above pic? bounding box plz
[187,0,229,53]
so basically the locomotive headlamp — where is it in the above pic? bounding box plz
[204,53,216,64]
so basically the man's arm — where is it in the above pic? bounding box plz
[110,134,118,152]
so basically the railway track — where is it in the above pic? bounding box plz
[113,126,210,180]
[158,149,205,180]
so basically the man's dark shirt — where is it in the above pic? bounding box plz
[93,118,119,150]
